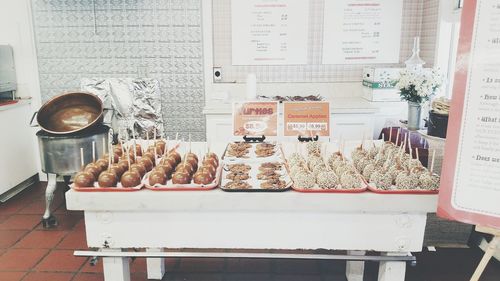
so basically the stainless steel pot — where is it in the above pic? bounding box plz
[37,124,110,175]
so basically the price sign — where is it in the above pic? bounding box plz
[283,102,330,137]
[232,102,278,137]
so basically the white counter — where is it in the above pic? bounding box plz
[66,189,436,213]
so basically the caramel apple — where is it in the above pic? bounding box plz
[202,158,218,170]
[113,146,123,157]
[175,163,194,175]
[200,165,216,177]
[184,157,198,172]
[120,170,141,187]
[155,143,165,155]
[101,153,119,164]
[98,171,118,187]
[130,163,146,178]
[168,151,181,164]
[161,156,177,168]
[156,163,174,178]
[84,164,100,179]
[193,170,213,185]
[95,159,109,171]
[118,159,130,172]
[109,163,125,178]
[138,157,154,172]
[186,152,198,163]
[142,152,156,164]
[206,152,219,165]
[149,169,168,186]
[130,144,142,157]
[171,171,191,184]
[73,171,95,188]
[156,140,166,153]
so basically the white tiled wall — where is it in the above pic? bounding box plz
[31,0,206,140]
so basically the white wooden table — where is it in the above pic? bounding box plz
[65,188,437,281]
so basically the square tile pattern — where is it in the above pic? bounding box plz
[0,182,499,281]
[31,0,206,141]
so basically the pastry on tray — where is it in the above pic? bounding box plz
[224,180,252,190]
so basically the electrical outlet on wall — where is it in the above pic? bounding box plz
[213,67,222,82]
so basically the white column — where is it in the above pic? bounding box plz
[146,248,165,280]
[346,250,365,281]
[377,252,407,281]
[102,249,130,281]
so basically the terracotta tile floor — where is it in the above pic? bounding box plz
[0,182,498,281]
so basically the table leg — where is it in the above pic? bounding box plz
[102,249,131,281]
[346,250,365,281]
[42,173,58,228]
[377,252,407,281]
[146,248,165,280]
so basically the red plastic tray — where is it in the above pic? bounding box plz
[71,182,143,192]
[292,186,367,193]
[0,100,19,106]
[366,183,439,194]
[144,164,222,191]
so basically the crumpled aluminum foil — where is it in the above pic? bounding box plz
[81,78,164,139]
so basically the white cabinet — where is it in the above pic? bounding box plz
[331,114,374,141]
[0,101,38,197]
[205,116,233,144]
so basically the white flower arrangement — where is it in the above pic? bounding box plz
[396,68,444,104]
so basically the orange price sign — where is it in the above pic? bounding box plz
[283,102,330,137]
[232,102,278,137]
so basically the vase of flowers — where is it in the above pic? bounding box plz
[396,68,444,130]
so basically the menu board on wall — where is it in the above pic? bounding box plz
[231,0,309,65]
[283,102,330,137]
[322,0,402,64]
[438,0,500,229]
[233,102,278,136]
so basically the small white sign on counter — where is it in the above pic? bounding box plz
[322,0,402,64]
[231,0,309,65]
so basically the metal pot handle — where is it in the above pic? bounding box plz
[29,111,39,127]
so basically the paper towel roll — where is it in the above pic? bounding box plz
[246,73,257,100]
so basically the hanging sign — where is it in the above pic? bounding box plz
[231,0,309,65]
[232,102,278,137]
[438,0,500,229]
[322,0,402,64]
[283,102,330,137]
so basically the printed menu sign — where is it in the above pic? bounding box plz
[233,102,278,136]
[322,0,402,64]
[438,0,500,228]
[283,102,330,137]
[231,0,309,65]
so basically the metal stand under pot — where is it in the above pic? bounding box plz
[37,124,109,228]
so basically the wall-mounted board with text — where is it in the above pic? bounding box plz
[212,0,436,83]
[322,0,403,64]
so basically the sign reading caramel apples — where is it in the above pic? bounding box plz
[232,102,278,136]
[283,102,330,137]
